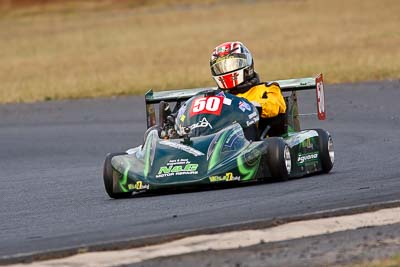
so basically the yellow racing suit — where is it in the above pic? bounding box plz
[235,82,286,118]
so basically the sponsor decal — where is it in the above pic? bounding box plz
[217,45,230,55]
[159,140,204,156]
[297,152,319,165]
[180,114,186,122]
[301,138,314,150]
[215,91,232,106]
[215,91,233,105]
[245,110,259,127]
[128,181,150,190]
[190,117,213,130]
[209,172,240,183]
[246,120,257,127]
[223,97,232,106]
[157,159,199,178]
[238,101,251,112]
[248,111,258,120]
[190,96,223,117]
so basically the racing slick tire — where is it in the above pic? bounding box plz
[266,137,291,181]
[103,152,132,199]
[315,129,334,173]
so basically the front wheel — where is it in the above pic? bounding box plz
[103,152,132,199]
[315,129,334,173]
[266,138,292,181]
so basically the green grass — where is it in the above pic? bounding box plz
[0,0,399,103]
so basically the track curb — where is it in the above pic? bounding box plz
[2,200,400,265]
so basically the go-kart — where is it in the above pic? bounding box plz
[103,74,334,199]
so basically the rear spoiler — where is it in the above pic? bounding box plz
[145,87,215,104]
[144,74,325,127]
[277,73,325,120]
[276,74,321,92]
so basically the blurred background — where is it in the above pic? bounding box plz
[0,0,399,103]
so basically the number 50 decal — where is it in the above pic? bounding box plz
[315,74,326,120]
[190,96,224,117]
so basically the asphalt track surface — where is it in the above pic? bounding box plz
[0,80,399,261]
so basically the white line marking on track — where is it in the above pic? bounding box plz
[10,207,400,267]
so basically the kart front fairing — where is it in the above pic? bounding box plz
[111,123,265,193]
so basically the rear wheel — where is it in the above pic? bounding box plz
[315,129,334,173]
[266,137,292,181]
[103,152,132,199]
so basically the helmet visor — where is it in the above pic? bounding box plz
[211,56,248,76]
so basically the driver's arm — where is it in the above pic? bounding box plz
[237,83,286,118]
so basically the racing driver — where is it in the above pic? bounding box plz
[210,41,286,137]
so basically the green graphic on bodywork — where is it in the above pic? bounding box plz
[143,133,153,178]
[119,159,130,193]
[208,131,228,171]
[287,125,295,134]
[237,150,261,181]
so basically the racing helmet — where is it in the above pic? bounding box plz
[210,41,254,90]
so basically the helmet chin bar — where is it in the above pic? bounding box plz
[213,69,245,89]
